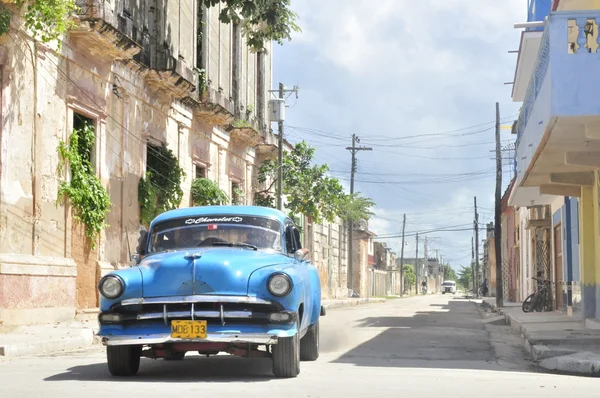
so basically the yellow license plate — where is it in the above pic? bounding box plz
[170,320,207,339]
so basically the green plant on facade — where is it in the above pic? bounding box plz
[191,178,229,206]
[232,118,252,129]
[138,145,185,226]
[56,123,111,248]
[203,0,300,52]
[232,186,244,205]
[197,68,207,97]
[0,1,79,46]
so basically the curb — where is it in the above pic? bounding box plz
[0,329,95,358]
[322,298,387,311]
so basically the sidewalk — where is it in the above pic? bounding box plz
[0,297,387,358]
[482,298,600,376]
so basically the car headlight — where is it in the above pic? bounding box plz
[98,275,124,299]
[267,273,292,297]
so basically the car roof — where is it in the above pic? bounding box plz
[443,280,456,284]
[150,206,289,226]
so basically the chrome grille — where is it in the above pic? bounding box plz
[111,295,281,326]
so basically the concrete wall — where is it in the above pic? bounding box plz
[308,217,348,299]
[367,268,387,297]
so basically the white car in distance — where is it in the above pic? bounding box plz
[441,280,457,294]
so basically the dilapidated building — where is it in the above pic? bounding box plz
[0,1,285,325]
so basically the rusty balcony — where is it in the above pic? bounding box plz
[70,0,141,60]
[227,118,264,146]
[181,84,236,127]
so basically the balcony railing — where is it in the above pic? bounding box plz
[515,11,600,185]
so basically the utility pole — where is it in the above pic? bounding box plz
[495,102,504,307]
[276,83,284,210]
[471,236,475,292]
[268,83,299,211]
[399,214,406,297]
[424,236,428,273]
[346,134,372,294]
[474,196,480,297]
[415,233,419,295]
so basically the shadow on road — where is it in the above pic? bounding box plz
[44,355,276,383]
[330,298,532,372]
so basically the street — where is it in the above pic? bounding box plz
[0,295,597,397]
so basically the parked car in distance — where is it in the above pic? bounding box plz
[441,280,457,294]
[97,206,324,378]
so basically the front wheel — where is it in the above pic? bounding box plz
[107,345,141,377]
[522,293,535,312]
[272,330,300,378]
[300,321,319,361]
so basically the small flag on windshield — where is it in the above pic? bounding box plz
[208,224,218,230]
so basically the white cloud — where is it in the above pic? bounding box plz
[274,0,525,266]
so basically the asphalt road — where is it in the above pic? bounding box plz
[0,294,597,397]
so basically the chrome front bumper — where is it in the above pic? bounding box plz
[101,332,279,346]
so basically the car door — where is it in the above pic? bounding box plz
[285,220,312,332]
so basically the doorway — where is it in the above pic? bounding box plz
[554,224,564,311]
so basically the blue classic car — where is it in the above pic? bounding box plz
[97,206,324,378]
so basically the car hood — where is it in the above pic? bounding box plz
[138,248,288,297]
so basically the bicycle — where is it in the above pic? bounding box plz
[522,277,552,312]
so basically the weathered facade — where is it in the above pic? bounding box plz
[0,1,279,325]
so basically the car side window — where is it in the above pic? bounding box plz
[292,227,302,250]
[285,223,295,254]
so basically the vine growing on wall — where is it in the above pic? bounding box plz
[232,186,244,205]
[191,178,229,206]
[0,1,79,46]
[56,123,111,248]
[138,145,185,226]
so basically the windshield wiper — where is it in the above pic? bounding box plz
[211,241,258,250]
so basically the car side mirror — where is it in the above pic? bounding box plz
[294,248,309,262]
[130,253,141,265]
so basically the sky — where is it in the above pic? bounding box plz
[271,0,527,272]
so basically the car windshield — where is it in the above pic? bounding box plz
[147,215,282,254]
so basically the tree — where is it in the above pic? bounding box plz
[0,1,78,46]
[402,264,416,287]
[441,264,457,281]
[203,0,300,51]
[257,141,349,223]
[457,263,474,289]
[338,193,376,225]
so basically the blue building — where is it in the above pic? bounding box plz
[508,0,596,318]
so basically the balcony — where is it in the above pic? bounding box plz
[512,11,600,205]
[181,86,235,127]
[70,0,141,60]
